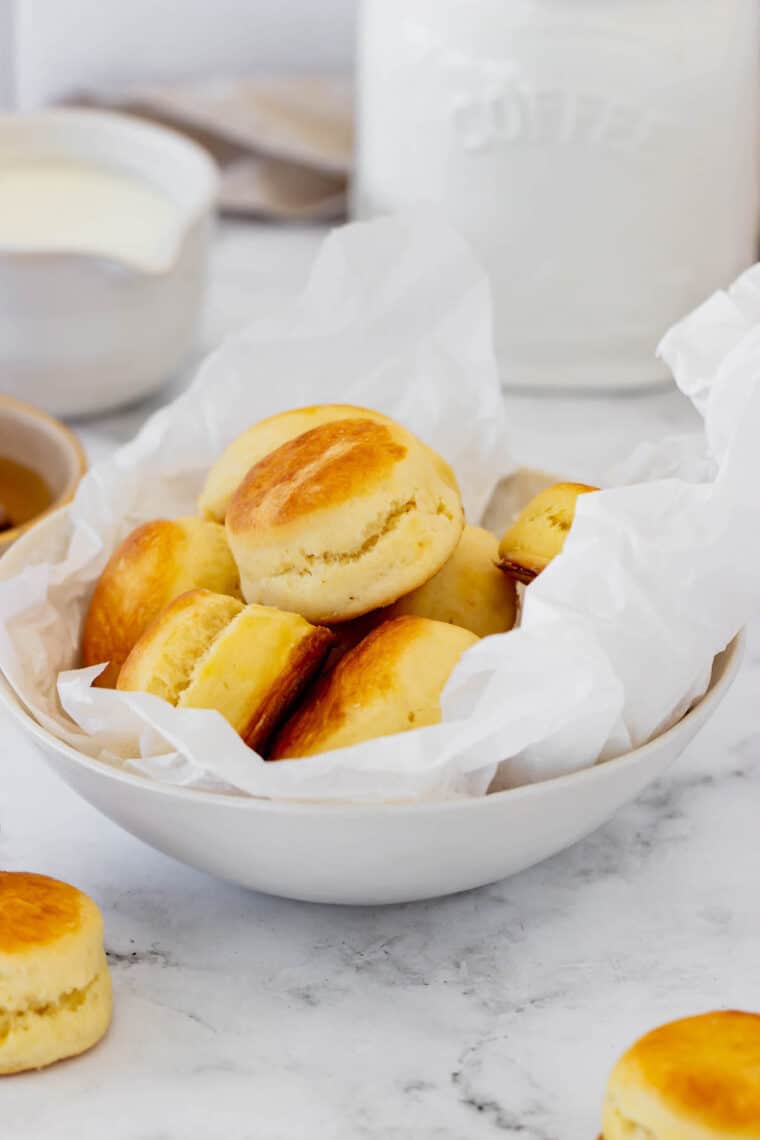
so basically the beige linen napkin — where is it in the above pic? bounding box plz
[74,75,353,221]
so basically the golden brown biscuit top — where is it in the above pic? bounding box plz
[0,872,83,953]
[227,419,408,533]
[622,1011,760,1133]
[82,518,183,685]
[272,616,432,755]
[98,519,180,606]
[324,614,425,703]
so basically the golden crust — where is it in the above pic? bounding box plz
[118,588,334,753]
[227,419,408,531]
[498,482,598,582]
[82,517,240,688]
[198,403,397,523]
[226,418,464,624]
[0,872,83,954]
[82,518,181,687]
[603,1011,760,1139]
[271,615,478,759]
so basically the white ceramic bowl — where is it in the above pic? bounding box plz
[0,508,743,905]
[0,109,219,418]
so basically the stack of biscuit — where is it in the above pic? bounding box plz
[81,403,594,759]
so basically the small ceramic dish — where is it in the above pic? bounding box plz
[0,503,743,904]
[0,396,87,555]
[0,109,219,417]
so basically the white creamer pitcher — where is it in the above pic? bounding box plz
[354,0,760,389]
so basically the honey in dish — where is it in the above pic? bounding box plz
[0,456,52,531]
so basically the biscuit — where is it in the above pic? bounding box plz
[198,404,395,523]
[82,517,240,688]
[0,872,112,1074]
[271,615,478,758]
[386,524,517,637]
[117,588,334,752]
[498,482,598,583]
[226,417,464,623]
[602,1011,760,1140]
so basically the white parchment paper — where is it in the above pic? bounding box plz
[1,214,758,802]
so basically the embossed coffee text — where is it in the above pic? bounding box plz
[448,68,676,154]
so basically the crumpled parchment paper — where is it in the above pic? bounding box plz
[0,214,757,802]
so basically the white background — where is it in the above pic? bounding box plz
[2,0,357,109]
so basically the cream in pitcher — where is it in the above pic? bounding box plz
[354,0,760,389]
[0,159,182,270]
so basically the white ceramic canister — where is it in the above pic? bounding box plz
[354,0,760,389]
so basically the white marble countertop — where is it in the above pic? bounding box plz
[3,222,759,1140]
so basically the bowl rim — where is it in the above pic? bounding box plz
[0,512,743,817]
[0,396,88,545]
